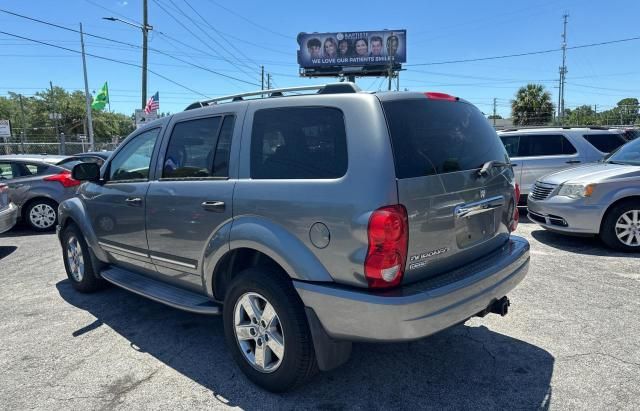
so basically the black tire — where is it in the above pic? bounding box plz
[61,224,105,293]
[24,198,58,232]
[600,200,640,252]
[223,268,317,392]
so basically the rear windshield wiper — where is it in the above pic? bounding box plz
[477,160,511,176]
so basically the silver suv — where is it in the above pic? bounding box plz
[497,127,627,202]
[58,84,529,392]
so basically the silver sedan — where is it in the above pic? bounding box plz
[527,137,640,251]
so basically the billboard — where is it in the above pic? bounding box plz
[297,30,406,69]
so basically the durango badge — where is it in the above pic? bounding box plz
[408,247,450,270]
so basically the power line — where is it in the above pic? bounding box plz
[203,0,293,40]
[156,0,257,80]
[82,0,142,25]
[0,30,210,98]
[406,35,640,67]
[0,8,261,87]
[181,0,261,69]
[569,83,640,94]
[82,0,292,55]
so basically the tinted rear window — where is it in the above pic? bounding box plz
[382,99,508,178]
[583,133,626,153]
[250,107,347,179]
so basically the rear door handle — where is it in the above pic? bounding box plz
[566,160,581,164]
[201,200,225,212]
[125,197,142,206]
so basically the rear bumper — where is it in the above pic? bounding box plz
[0,203,18,234]
[294,236,530,342]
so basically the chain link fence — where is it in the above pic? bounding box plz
[1,135,120,155]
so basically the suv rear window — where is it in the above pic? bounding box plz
[583,133,626,153]
[382,99,508,178]
[250,107,347,179]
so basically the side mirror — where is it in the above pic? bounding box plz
[72,162,101,182]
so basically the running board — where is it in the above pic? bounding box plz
[100,267,221,315]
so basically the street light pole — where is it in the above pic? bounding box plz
[79,23,95,151]
[103,0,152,110]
[142,0,149,109]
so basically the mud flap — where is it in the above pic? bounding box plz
[305,307,352,371]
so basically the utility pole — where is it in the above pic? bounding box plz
[49,81,63,154]
[493,98,497,127]
[261,65,264,91]
[267,73,271,90]
[396,71,400,91]
[558,14,569,123]
[142,0,149,109]
[79,23,95,150]
[18,94,26,154]
[103,0,152,109]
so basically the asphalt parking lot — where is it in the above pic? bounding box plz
[1,214,639,410]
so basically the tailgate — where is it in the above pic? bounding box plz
[380,94,517,283]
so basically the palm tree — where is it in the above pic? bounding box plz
[511,84,555,125]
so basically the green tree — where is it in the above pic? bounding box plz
[487,114,503,120]
[565,105,597,125]
[616,98,639,125]
[511,84,555,126]
[0,87,133,141]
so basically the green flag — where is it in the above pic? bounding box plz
[91,82,109,110]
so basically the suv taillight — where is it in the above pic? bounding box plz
[510,184,520,232]
[43,170,81,188]
[365,205,409,289]
[0,184,7,193]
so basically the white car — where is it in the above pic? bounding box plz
[498,127,627,203]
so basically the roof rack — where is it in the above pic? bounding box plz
[500,125,615,132]
[185,82,361,111]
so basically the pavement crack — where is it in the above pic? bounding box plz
[98,345,189,410]
[559,352,640,368]
[463,327,497,364]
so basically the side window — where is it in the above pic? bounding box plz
[212,116,235,177]
[500,136,520,157]
[250,107,347,179]
[0,162,16,180]
[583,133,626,153]
[25,163,50,176]
[109,128,160,182]
[162,116,222,179]
[518,134,576,156]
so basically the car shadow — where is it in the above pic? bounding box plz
[530,229,640,258]
[1,221,55,237]
[0,245,17,259]
[57,280,554,409]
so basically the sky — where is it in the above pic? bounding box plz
[1,0,639,118]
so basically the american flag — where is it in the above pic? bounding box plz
[144,92,159,114]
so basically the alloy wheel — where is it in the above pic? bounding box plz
[615,210,640,247]
[233,292,285,373]
[66,236,85,282]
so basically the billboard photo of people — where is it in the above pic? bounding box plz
[297,30,406,69]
